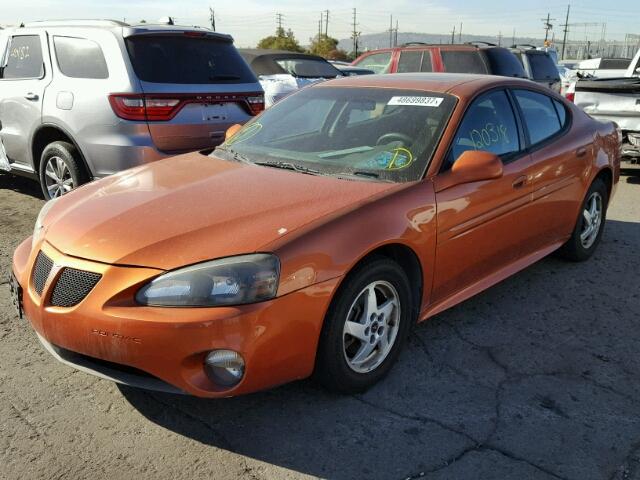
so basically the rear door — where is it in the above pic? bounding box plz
[440,49,488,74]
[0,31,50,169]
[432,89,531,303]
[124,33,262,151]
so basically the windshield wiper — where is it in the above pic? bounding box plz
[209,74,241,80]
[254,160,322,176]
[214,147,252,164]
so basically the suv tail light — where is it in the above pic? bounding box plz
[109,93,265,121]
[565,92,575,103]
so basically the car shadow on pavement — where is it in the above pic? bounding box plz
[0,172,43,199]
[120,218,640,480]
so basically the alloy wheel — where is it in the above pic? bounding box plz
[580,191,603,249]
[44,156,74,198]
[342,280,401,373]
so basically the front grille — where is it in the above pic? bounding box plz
[50,268,102,307]
[32,251,54,296]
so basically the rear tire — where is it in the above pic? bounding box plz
[558,178,608,262]
[314,256,414,394]
[39,141,88,200]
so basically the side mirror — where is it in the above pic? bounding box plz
[435,150,503,192]
[225,124,243,141]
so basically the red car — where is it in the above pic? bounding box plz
[352,43,526,78]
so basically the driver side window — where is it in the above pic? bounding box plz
[444,90,520,170]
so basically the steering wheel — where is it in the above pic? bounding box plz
[376,132,413,146]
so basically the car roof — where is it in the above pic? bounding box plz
[316,72,542,97]
[16,20,233,41]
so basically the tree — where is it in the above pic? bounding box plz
[257,27,304,52]
[308,34,348,59]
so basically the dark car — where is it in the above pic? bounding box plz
[351,43,527,79]
[239,49,343,106]
[510,46,561,93]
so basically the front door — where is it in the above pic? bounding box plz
[0,31,50,169]
[431,89,532,304]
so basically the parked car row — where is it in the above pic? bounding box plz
[351,42,560,92]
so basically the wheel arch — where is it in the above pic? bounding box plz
[594,166,613,204]
[331,242,424,321]
[31,124,93,179]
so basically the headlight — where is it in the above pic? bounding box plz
[136,254,280,307]
[32,198,59,248]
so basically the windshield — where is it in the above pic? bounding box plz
[213,87,456,183]
[274,58,341,78]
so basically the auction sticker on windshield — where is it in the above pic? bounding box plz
[388,96,444,107]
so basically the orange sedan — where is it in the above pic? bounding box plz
[11,74,620,397]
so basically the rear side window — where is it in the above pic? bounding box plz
[513,89,562,145]
[441,50,488,74]
[354,52,392,74]
[526,53,559,80]
[553,99,568,127]
[447,90,520,169]
[125,36,257,84]
[1,35,44,79]
[54,37,108,79]
[397,50,432,73]
[483,48,526,78]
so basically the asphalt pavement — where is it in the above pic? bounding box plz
[1,169,639,480]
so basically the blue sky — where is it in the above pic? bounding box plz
[2,0,637,47]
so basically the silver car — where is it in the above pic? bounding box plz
[0,20,263,199]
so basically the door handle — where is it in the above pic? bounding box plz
[24,92,39,101]
[512,176,527,189]
[576,147,587,158]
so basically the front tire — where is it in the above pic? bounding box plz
[314,257,414,393]
[39,141,88,200]
[558,178,608,261]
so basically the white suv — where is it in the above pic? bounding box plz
[0,20,264,199]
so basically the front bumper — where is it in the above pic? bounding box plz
[12,238,339,397]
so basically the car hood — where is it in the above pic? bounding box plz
[44,152,398,270]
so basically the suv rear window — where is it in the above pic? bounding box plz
[54,36,108,79]
[483,48,526,78]
[441,50,488,74]
[526,53,559,80]
[125,35,256,84]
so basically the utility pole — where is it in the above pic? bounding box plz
[209,7,216,31]
[541,12,555,43]
[319,12,323,39]
[395,20,398,47]
[276,12,283,33]
[512,28,516,46]
[459,23,462,43]
[498,31,502,46]
[351,8,360,57]
[388,15,393,48]
[561,4,570,60]
[450,25,456,44]
[324,9,329,37]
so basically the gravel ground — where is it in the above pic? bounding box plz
[1,169,639,480]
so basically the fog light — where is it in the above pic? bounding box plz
[204,350,245,387]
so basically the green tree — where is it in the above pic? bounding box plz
[308,34,348,59]
[257,27,304,52]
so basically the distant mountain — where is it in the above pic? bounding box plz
[338,31,545,53]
